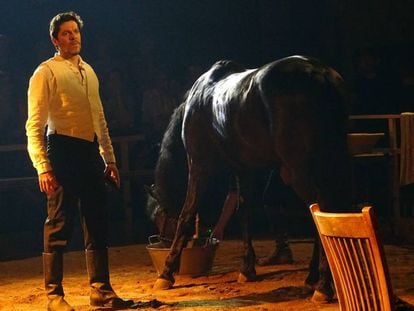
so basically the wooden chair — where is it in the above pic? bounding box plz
[309,203,394,311]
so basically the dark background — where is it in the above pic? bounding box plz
[1,0,413,259]
[1,0,414,84]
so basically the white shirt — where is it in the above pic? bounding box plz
[26,54,116,175]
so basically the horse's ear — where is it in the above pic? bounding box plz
[144,185,154,194]
[144,184,155,197]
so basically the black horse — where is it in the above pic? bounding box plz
[150,56,351,302]
[146,102,274,243]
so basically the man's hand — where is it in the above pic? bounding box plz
[104,163,120,189]
[38,171,59,196]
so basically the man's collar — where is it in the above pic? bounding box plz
[53,53,84,66]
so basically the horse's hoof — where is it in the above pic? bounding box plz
[256,247,294,266]
[311,290,332,303]
[304,280,317,291]
[237,272,257,283]
[304,273,319,290]
[153,278,173,290]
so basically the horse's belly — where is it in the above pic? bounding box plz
[220,137,276,169]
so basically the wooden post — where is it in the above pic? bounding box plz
[387,117,400,219]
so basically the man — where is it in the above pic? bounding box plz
[26,12,133,310]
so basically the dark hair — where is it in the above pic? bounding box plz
[49,11,83,39]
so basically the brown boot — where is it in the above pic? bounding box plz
[85,249,134,308]
[43,252,74,311]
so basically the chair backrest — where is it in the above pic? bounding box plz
[310,203,394,311]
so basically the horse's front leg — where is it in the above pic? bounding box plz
[237,202,257,282]
[153,165,203,290]
[153,218,193,290]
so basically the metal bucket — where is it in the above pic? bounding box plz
[146,235,219,276]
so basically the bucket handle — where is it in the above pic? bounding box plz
[148,235,161,245]
[148,234,174,245]
[148,235,218,246]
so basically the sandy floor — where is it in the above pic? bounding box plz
[1,240,414,311]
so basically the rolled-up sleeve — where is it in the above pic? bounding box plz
[85,66,116,164]
[95,96,116,164]
[26,65,53,175]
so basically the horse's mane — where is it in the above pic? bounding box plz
[152,102,188,217]
[158,103,187,163]
[186,60,247,108]
[207,60,246,83]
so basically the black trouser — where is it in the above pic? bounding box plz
[44,134,108,252]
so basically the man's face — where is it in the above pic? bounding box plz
[51,20,81,59]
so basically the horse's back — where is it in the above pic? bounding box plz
[183,55,347,162]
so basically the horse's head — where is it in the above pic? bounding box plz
[144,184,162,222]
[144,184,178,241]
